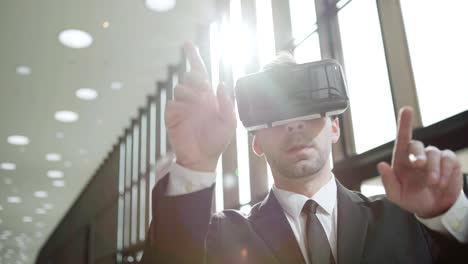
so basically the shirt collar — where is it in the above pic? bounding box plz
[272,174,337,220]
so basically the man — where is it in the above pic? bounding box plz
[141,42,468,264]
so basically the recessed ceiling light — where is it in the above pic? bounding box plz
[22,217,33,223]
[16,66,31,75]
[56,132,65,139]
[47,170,64,179]
[58,29,93,49]
[54,110,78,123]
[7,196,21,203]
[102,21,110,28]
[4,178,13,185]
[36,222,44,228]
[45,153,61,162]
[7,135,30,145]
[52,180,65,187]
[145,0,176,12]
[35,208,46,215]
[75,88,98,101]
[0,205,3,210]
[43,203,53,210]
[1,162,16,170]
[34,191,48,198]
[111,81,123,90]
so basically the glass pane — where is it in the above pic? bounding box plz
[339,0,396,154]
[139,178,146,241]
[160,89,167,156]
[140,114,147,175]
[116,253,123,264]
[132,125,139,182]
[150,103,157,165]
[131,184,138,244]
[210,22,225,212]
[149,102,157,221]
[401,1,468,126]
[125,134,132,188]
[124,192,130,247]
[360,176,385,197]
[117,196,124,250]
[294,32,321,63]
[256,0,276,67]
[117,142,126,250]
[289,0,317,41]
[119,143,125,194]
[230,0,251,205]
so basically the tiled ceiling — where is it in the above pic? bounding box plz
[0,0,215,263]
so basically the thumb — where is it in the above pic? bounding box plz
[377,162,401,203]
[217,82,235,119]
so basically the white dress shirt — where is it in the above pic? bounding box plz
[272,176,338,264]
[166,162,468,262]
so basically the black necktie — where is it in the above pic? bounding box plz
[303,200,335,264]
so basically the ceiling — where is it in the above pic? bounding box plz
[0,0,215,263]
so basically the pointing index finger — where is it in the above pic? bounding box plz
[183,41,208,78]
[394,107,414,162]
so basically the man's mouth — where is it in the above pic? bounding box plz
[287,144,311,153]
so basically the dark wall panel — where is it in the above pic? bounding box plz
[93,202,118,260]
[36,145,120,263]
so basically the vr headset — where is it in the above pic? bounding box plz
[235,59,349,132]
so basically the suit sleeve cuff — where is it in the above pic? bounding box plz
[416,190,468,243]
[166,162,216,196]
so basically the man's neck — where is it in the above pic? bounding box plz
[273,162,333,198]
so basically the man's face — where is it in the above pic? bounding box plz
[252,117,340,180]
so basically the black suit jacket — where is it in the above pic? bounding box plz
[141,174,467,264]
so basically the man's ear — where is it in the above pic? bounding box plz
[252,134,264,156]
[331,117,340,144]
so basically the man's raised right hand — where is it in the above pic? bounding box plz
[165,42,237,172]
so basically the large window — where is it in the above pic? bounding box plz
[290,0,321,63]
[117,143,125,251]
[117,103,156,256]
[338,0,396,154]
[256,0,276,67]
[210,21,225,212]
[131,125,139,245]
[230,0,252,205]
[294,32,321,64]
[360,176,385,197]
[149,102,157,219]
[139,114,147,241]
[159,89,167,156]
[400,1,468,126]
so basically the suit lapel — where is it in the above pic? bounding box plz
[336,180,370,264]
[251,191,306,264]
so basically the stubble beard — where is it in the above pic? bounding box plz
[267,145,328,181]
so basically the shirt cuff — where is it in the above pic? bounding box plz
[166,162,217,196]
[416,191,468,243]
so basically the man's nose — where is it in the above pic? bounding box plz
[286,121,305,133]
